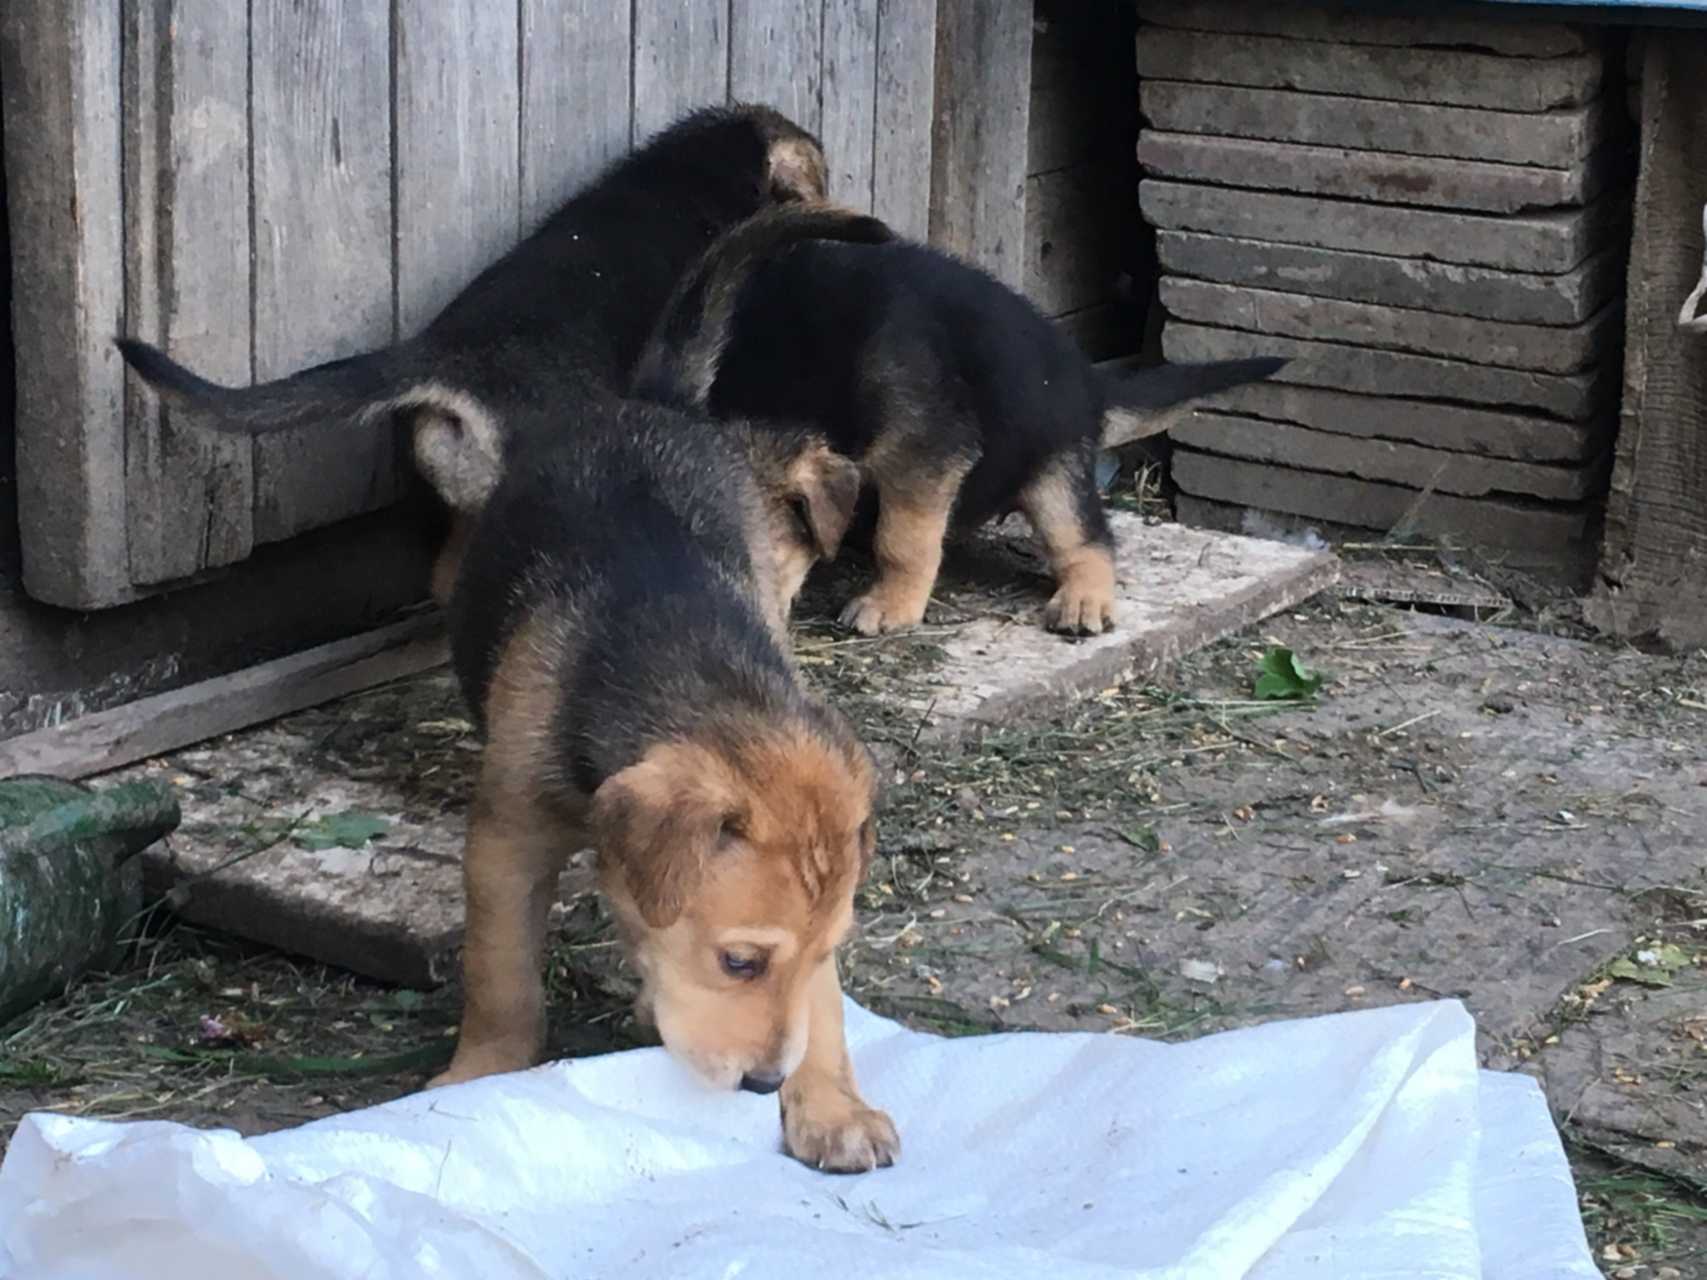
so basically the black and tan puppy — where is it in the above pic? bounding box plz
[635,208,1287,635]
[433,395,897,1173]
[115,104,831,603]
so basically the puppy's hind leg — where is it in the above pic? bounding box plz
[840,458,972,636]
[1020,448,1118,635]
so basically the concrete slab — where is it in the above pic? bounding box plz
[1156,231,1623,327]
[128,514,1338,986]
[1194,384,1607,463]
[1138,131,1617,216]
[1140,81,1611,169]
[1175,414,1608,501]
[1134,28,1604,112]
[1164,323,1615,421]
[1160,278,1622,374]
[1173,450,1601,553]
[1140,180,1624,274]
[1136,0,1593,58]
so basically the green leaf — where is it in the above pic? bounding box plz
[295,809,391,851]
[1120,825,1161,853]
[1253,647,1325,701]
[1607,958,1673,988]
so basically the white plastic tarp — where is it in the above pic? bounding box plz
[0,998,1597,1279]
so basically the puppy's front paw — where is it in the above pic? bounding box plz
[425,1041,535,1090]
[839,589,926,636]
[1044,583,1115,635]
[781,1081,900,1173]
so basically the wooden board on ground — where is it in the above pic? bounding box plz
[125,515,1336,986]
[0,616,448,780]
[1156,231,1624,327]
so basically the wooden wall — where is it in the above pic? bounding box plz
[0,0,1145,740]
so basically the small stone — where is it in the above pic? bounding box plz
[1481,693,1516,714]
[1181,958,1222,984]
[1344,985,1367,997]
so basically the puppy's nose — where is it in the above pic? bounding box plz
[738,1070,785,1095]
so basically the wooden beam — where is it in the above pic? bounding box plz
[928,0,1031,286]
[0,616,449,780]
[0,2,130,608]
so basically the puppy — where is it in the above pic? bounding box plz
[635,208,1287,635]
[430,390,898,1173]
[114,104,831,604]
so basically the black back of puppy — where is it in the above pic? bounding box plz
[115,105,822,443]
[452,402,814,784]
[701,239,1280,528]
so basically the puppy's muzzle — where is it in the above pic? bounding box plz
[739,1070,785,1095]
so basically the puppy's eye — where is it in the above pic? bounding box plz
[720,950,767,981]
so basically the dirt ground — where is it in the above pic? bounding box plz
[2,548,1703,1273]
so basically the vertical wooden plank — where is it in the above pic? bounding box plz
[125,0,255,586]
[928,0,1031,286]
[729,0,822,135]
[872,0,936,240]
[820,0,878,211]
[632,1,729,143]
[250,0,397,546]
[0,2,130,608]
[395,2,520,335]
[520,0,634,232]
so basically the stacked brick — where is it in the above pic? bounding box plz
[1135,0,1633,568]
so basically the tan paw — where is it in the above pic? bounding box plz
[1044,584,1115,635]
[781,1084,900,1173]
[425,1042,535,1090]
[839,589,927,636]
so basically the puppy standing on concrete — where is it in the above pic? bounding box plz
[635,209,1287,635]
[115,104,832,602]
[436,391,896,1173]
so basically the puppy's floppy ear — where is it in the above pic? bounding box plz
[590,744,743,929]
[784,443,862,561]
[398,383,504,513]
[765,135,829,203]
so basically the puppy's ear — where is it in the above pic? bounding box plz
[590,744,743,928]
[398,384,504,513]
[784,443,862,561]
[765,136,828,204]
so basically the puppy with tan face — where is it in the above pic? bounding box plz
[434,397,897,1173]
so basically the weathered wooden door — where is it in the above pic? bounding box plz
[3,0,948,611]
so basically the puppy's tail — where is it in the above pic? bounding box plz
[632,204,893,410]
[114,337,420,436]
[1098,356,1288,448]
[117,338,504,512]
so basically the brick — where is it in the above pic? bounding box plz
[1140,180,1623,273]
[1173,413,1607,500]
[1136,0,1593,59]
[1159,278,1621,374]
[1139,81,1611,168]
[1195,383,1605,464]
[1137,130,1620,215]
[1163,323,1613,420]
[1134,28,1603,112]
[1172,450,1599,552]
[1156,231,1623,326]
